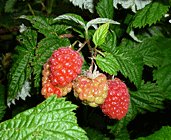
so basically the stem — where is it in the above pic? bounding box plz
[27,3,35,16]
[77,41,87,52]
[47,0,54,15]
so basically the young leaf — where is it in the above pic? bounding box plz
[132,0,170,28]
[0,85,6,121]
[0,96,88,140]
[33,36,70,87]
[20,16,69,37]
[153,64,171,100]
[96,0,114,19]
[69,0,94,13]
[137,126,171,140]
[93,23,109,46]
[99,30,117,53]
[95,53,120,75]
[86,18,119,29]
[130,82,164,114]
[54,13,86,28]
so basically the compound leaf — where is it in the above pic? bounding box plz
[132,0,170,28]
[95,53,120,75]
[0,96,88,140]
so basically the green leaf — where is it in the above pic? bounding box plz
[153,64,171,100]
[7,52,32,105]
[99,30,117,53]
[7,29,37,104]
[135,37,162,67]
[69,0,94,13]
[0,85,6,121]
[17,29,37,51]
[132,1,170,28]
[86,18,119,29]
[5,0,17,13]
[93,23,109,46]
[20,16,69,37]
[54,13,86,28]
[137,126,171,140]
[33,36,70,87]
[96,0,114,19]
[130,82,164,114]
[115,50,143,88]
[95,53,120,75]
[0,96,88,140]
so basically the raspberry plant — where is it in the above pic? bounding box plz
[0,0,171,139]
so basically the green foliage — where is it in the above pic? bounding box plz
[96,0,114,19]
[0,85,6,121]
[93,23,109,46]
[132,0,170,28]
[5,0,17,13]
[0,96,88,140]
[137,126,171,140]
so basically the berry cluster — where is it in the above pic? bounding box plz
[41,47,130,120]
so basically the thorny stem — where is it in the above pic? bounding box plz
[77,40,87,52]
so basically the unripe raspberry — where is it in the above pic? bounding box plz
[100,78,130,120]
[41,62,72,98]
[49,47,83,87]
[73,73,108,107]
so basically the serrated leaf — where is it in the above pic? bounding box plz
[54,13,86,28]
[0,85,6,121]
[69,0,94,13]
[135,37,162,67]
[93,23,109,46]
[96,0,114,19]
[130,82,164,114]
[86,18,120,29]
[99,30,117,53]
[95,53,120,75]
[0,96,88,140]
[113,0,152,13]
[33,36,70,87]
[137,126,171,140]
[153,64,171,100]
[5,0,17,13]
[17,29,37,51]
[115,51,143,88]
[132,1,170,28]
[7,52,32,104]
[20,16,69,37]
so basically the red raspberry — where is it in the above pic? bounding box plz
[73,73,108,107]
[100,78,130,120]
[49,47,83,87]
[41,62,72,98]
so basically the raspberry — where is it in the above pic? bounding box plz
[73,73,108,107]
[49,47,83,87]
[41,62,72,98]
[100,78,130,120]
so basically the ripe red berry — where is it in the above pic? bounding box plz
[100,78,130,120]
[49,47,83,87]
[73,73,108,107]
